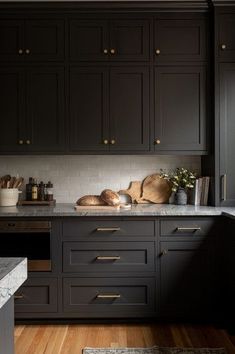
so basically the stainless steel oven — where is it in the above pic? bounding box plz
[0,220,51,271]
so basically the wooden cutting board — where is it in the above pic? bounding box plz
[75,205,120,211]
[119,181,149,204]
[139,174,172,204]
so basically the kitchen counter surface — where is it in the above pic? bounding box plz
[0,257,27,309]
[0,203,235,218]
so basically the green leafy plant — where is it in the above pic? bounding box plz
[160,167,197,193]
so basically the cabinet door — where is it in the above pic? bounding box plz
[154,66,206,152]
[159,241,213,318]
[69,67,109,151]
[69,20,109,61]
[109,67,149,151]
[154,19,206,62]
[110,19,150,61]
[0,20,24,62]
[219,64,235,206]
[0,68,26,153]
[26,67,65,152]
[24,20,65,61]
[218,14,235,61]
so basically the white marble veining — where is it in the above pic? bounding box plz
[0,258,27,309]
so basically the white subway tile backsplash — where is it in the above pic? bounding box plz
[0,155,201,203]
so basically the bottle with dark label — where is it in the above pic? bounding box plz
[46,181,53,201]
[32,179,38,201]
[26,177,33,201]
[38,181,45,201]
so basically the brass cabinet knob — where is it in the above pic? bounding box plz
[110,139,116,145]
[26,140,31,145]
[103,49,108,54]
[18,49,23,55]
[155,49,161,55]
[154,139,161,145]
[25,49,30,54]
[221,44,226,51]
[103,139,109,145]
[18,140,24,145]
[110,48,116,55]
[160,249,168,256]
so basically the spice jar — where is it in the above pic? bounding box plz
[46,181,54,201]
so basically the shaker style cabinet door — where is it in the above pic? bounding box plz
[24,20,65,61]
[26,67,65,152]
[218,14,235,61]
[69,67,109,151]
[69,20,109,61]
[0,68,26,153]
[0,20,24,61]
[154,19,206,62]
[219,64,235,206]
[110,19,150,61]
[154,66,207,152]
[109,67,150,151]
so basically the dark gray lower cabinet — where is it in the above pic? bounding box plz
[0,298,14,354]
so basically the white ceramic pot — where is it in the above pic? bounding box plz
[0,189,22,207]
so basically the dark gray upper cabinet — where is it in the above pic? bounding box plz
[217,14,235,61]
[154,19,206,62]
[69,67,109,151]
[154,66,207,152]
[219,63,235,206]
[69,18,150,61]
[0,19,64,62]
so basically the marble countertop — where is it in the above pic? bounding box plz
[0,258,27,309]
[0,203,235,218]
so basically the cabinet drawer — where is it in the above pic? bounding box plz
[14,278,58,313]
[63,241,154,273]
[62,220,155,240]
[160,218,217,237]
[63,277,155,317]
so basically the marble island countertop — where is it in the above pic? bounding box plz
[0,258,27,309]
[0,203,235,218]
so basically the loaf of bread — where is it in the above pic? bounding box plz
[76,195,107,206]
[100,189,120,206]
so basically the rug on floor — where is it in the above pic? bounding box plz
[83,346,227,354]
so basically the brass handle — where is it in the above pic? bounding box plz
[96,227,120,232]
[110,139,116,145]
[155,49,161,55]
[103,139,109,145]
[160,249,168,256]
[25,49,30,54]
[96,294,121,299]
[26,140,31,145]
[222,174,227,201]
[154,139,161,145]
[18,140,24,145]
[96,256,121,260]
[110,48,116,55]
[18,49,23,55]
[103,49,108,54]
[14,294,24,300]
[221,44,226,51]
[176,227,201,231]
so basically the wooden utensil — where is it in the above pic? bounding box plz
[119,181,149,204]
[139,174,172,204]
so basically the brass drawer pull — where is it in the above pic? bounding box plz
[96,227,121,232]
[176,227,201,232]
[96,294,121,299]
[160,249,168,256]
[14,294,24,300]
[96,256,121,260]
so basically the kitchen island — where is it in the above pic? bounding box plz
[0,258,27,354]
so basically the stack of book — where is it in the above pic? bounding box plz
[190,176,210,206]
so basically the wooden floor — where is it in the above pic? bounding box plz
[14,323,235,354]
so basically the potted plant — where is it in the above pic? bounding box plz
[160,168,196,205]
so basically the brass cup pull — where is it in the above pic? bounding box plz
[221,44,226,51]
[96,227,120,232]
[14,294,24,300]
[25,49,30,54]
[18,49,23,55]
[154,139,161,145]
[110,139,116,145]
[160,249,168,256]
[18,140,24,145]
[176,227,201,232]
[103,49,108,54]
[110,48,116,55]
[96,256,121,260]
[155,49,161,55]
[26,140,31,145]
[96,294,121,299]
[103,139,109,145]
